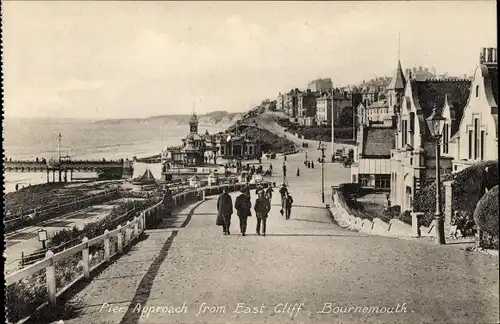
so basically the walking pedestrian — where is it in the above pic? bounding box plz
[296,167,300,176]
[265,183,273,201]
[283,192,294,220]
[235,188,252,236]
[254,190,271,236]
[279,183,289,215]
[216,188,233,235]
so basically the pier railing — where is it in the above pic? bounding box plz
[5,180,270,321]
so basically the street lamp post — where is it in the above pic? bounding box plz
[426,107,446,245]
[57,132,62,163]
[318,142,326,203]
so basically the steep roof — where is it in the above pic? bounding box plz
[387,60,406,90]
[412,79,471,135]
[362,127,395,157]
[134,169,156,183]
[368,99,388,109]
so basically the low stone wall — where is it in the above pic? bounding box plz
[331,191,415,238]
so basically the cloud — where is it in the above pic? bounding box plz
[2,1,497,119]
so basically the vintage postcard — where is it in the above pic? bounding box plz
[2,1,498,324]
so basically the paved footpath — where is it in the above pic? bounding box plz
[40,154,499,324]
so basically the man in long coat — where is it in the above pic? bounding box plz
[235,188,252,236]
[254,190,271,236]
[217,188,233,235]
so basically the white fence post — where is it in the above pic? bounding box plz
[104,229,110,262]
[134,217,139,238]
[142,212,147,231]
[125,221,131,245]
[45,250,57,306]
[203,190,206,201]
[82,237,90,279]
[137,212,143,232]
[117,225,123,253]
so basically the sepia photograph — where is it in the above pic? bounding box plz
[2,1,499,324]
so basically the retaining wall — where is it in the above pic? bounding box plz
[331,191,416,238]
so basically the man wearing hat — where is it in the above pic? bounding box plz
[254,189,271,236]
[217,187,233,235]
[235,187,252,236]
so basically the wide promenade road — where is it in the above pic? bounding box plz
[44,157,499,324]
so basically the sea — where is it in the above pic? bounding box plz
[3,118,226,193]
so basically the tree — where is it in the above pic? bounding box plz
[335,106,353,127]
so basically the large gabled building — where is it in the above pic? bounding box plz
[450,47,498,172]
[390,74,471,211]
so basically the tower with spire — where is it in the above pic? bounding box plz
[384,36,407,127]
[189,113,199,134]
[189,102,199,134]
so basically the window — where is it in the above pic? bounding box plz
[360,175,370,187]
[375,174,391,189]
[403,120,408,145]
[443,123,449,154]
[409,112,415,133]
[468,130,473,159]
[476,85,479,98]
[474,118,479,159]
[480,130,485,160]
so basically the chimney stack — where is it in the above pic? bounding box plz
[480,47,486,63]
[419,66,423,71]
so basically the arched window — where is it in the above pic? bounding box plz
[476,85,479,98]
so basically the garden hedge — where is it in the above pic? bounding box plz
[473,185,499,249]
[413,160,498,227]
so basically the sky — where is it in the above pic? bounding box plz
[3,1,497,119]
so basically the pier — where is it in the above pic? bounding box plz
[4,159,133,182]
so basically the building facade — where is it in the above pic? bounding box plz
[166,114,262,167]
[213,132,262,160]
[297,89,317,125]
[350,61,403,190]
[308,78,333,92]
[167,114,215,167]
[390,75,471,212]
[450,47,498,172]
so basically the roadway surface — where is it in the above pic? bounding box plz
[38,152,499,324]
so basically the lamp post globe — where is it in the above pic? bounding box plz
[426,107,446,139]
[426,107,446,244]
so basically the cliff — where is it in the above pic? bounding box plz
[93,111,242,127]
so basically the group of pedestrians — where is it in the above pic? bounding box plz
[216,183,293,236]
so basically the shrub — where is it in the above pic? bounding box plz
[473,185,499,250]
[383,205,401,219]
[398,210,412,225]
[413,160,498,226]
